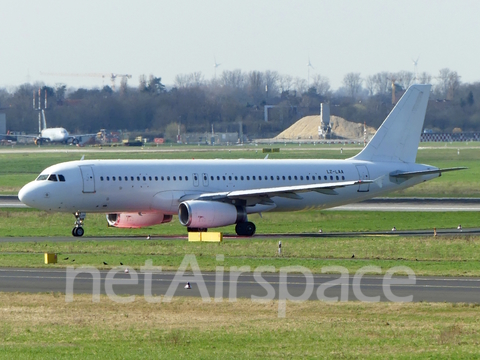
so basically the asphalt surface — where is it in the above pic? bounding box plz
[0,267,479,303]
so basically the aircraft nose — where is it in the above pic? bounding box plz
[18,182,37,207]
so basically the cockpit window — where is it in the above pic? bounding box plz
[36,174,49,181]
[58,174,65,182]
[48,174,58,182]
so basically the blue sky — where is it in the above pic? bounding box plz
[1,0,478,90]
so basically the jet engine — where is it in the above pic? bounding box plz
[178,200,247,228]
[106,212,172,228]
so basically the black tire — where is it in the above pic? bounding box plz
[73,226,84,237]
[235,222,256,237]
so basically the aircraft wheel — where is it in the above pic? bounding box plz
[235,222,256,237]
[73,226,84,237]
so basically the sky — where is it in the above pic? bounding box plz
[1,0,479,91]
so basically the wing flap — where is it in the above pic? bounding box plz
[180,179,371,203]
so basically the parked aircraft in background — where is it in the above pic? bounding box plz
[18,85,465,237]
[2,110,95,145]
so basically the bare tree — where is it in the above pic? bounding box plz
[372,72,391,94]
[311,74,330,96]
[365,75,376,96]
[293,77,307,95]
[264,70,280,97]
[435,68,460,99]
[418,72,432,85]
[279,74,293,92]
[139,75,147,92]
[396,71,414,90]
[174,72,205,88]
[220,70,245,88]
[247,71,264,91]
[343,72,363,98]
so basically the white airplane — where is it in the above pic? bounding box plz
[5,110,94,145]
[18,84,464,237]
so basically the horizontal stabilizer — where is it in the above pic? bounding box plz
[390,167,467,179]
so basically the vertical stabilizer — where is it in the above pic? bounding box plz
[352,84,431,163]
[41,110,47,131]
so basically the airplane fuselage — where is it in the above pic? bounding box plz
[40,128,69,143]
[19,159,438,215]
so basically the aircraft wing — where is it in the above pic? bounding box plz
[390,167,467,179]
[0,133,38,139]
[180,179,372,204]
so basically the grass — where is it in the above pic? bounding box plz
[1,144,480,357]
[0,293,479,359]
[1,208,480,276]
[0,208,477,237]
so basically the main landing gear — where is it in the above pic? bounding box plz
[72,212,86,237]
[235,222,256,237]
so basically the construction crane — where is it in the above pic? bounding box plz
[40,72,132,91]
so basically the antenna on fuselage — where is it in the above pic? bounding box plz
[80,155,85,161]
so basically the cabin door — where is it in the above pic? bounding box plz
[355,165,370,192]
[79,166,95,193]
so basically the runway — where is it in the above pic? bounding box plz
[0,267,479,303]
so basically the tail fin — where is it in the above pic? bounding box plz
[41,110,47,131]
[352,84,431,163]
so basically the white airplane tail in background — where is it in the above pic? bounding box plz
[352,84,431,163]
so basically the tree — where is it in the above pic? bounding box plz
[147,75,166,94]
[311,74,330,96]
[418,72,432,85]
[343,73,363,98]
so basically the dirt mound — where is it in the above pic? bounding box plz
[275,115,376,140]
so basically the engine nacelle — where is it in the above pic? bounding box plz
[106,212,172,228]
[178,200,247,228]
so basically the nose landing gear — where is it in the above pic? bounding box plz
[72,212,86,237]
